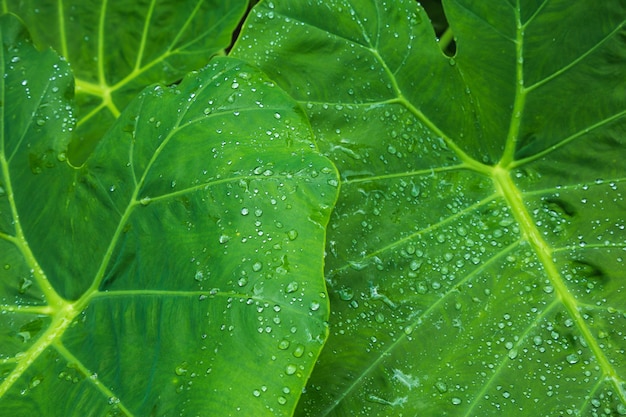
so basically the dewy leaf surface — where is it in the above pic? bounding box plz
[2,0,248,162]
[233,0,626,415]
[0,14,339,416]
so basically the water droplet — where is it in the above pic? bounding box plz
[285,281,299,293]
[175,362,188,376]
[252,261,263,272]
[566,353,579,364]
[435,381,448,393]
[278,339,290,350]
[451,397,461,405]
[337,287,354,301]
[292,344,304,358]
[287,230,298,240]
[285,364,297,375]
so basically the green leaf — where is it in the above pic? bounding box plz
[233,0,626,415]
[4,0,249,162]
[1,14,338,416]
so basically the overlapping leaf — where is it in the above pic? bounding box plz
[233,0,626,415]
[4,0,249,162]
[0,14,338,416]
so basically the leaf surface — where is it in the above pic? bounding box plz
[0,14,338,416]
[233,0,626,415]
[4,0,249,162]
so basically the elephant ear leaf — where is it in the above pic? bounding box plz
[1,14,338,417]
[233,0,626,416]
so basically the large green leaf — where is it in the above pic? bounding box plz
[233,0,626,415]
[0,14,338,416]
[3,0,249,162]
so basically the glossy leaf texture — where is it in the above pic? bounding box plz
[3,0,249,162]
[233,0,626,415]
[0,14,339,416]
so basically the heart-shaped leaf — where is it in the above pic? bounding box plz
[0,14,338,416]
[5,0,249,162]
[233,0,626,415]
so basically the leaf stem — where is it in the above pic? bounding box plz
[438,27,454,52]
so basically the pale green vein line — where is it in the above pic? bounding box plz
[452,1,516,43]
[391,96,491,175]
[553,242,626,254]
[520,0,550,28]
[97,0,108,86]
[524,20,626,93]
[165,0,204,52]
[297,98,398,108]
[518,176,626,197]
[493,167,626,404]
[275,11,378,55]
[342,163,466,185]
[578,302,625,316]
[0,161,63,308]
[0,303,77,397]
[0,305,54,315]
[134,0,157,71]
[500,4,526,167]
[143,174,276,205]
[0,28,4,151]
[90,289,317,322]
[76,94,111,127]
[463,299,561,417]
[54,342,135,417]
[580,378,610,416]
[329,191,499,276]
[510,108,626,168]
[57,0,69,58]
[178,104,299,129]
[110,4,239,93]
[0,357,17,365]
[92,289,249,299]
[321,239,523,417]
